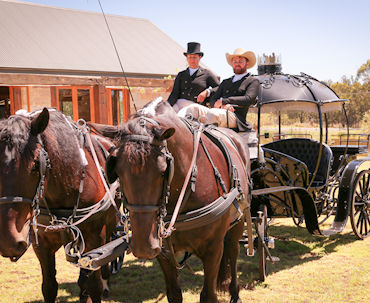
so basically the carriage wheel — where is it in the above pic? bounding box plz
[257,204,268,281]
[350,170,370,239]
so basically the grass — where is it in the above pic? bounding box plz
[0,218,368,303]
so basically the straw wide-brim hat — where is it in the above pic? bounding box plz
[226,48,256,68]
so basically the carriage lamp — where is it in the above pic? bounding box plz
[257,52,282,75]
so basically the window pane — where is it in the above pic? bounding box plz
[78,89,91,121]
[59,89,73,118]
[111,90,119,125]
[118,90,124,124]
[0,86,10,119]
[112,90,124,125]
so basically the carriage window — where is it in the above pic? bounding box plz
[59,89,73,118]
[111,90,124,125]
[77,89,91,121]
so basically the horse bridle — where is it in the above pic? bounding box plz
[0,136,49,207]
[0,136,50,260]
[116,117,174,222]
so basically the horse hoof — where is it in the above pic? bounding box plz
[102,288,110,300]
[230,298,242,303]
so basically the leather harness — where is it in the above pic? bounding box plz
[116,116,246,268]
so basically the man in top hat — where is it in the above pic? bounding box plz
[178,48,259,131]
[168,42,219,112]
[209,48,260,131]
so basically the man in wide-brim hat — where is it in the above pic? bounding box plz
[225,48,256,68]
[178,47,259,131]
[208,47,259,130]
[168,42,219,112]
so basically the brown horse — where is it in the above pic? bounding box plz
[95,99,251,303]
[0,108,119,303]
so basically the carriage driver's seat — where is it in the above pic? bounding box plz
[263,138,333,187]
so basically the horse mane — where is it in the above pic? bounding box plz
[0,110,82,173]
[0,115,35,164]
[116,98,178,167]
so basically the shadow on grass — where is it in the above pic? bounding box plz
[26,224,359,303]
[237,223,358,289]
[106,257,206,302]
[26,257,206,303]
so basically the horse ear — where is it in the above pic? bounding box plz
[154,127,175,141]
[31,107,49,136]
[88,122,119,139]
[106,155,118,184]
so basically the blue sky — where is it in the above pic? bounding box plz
[22,0,370,82]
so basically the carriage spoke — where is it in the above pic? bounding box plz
[359,176,365,195]
[356,212,363,229]
[365,174,370,191]
[360,213,364,235]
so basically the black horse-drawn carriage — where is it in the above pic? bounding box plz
[96,65,369,284]
[240,64,370,281]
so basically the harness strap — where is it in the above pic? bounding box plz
[85,131,121,216]
[164,187,240,231]
[0,197,33,205]
[36,181,120,227]
[203,127,234,187]
[161,126,203,238]
[199,138,227,196]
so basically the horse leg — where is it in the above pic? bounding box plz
[199,243,224,303]
[101,264,110,299]
[78,269,104,303]
[78,269,91,303]
[33,245,58,303]
[225,221,244,303]
[157,252,182,303]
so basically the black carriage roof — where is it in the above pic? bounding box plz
[251,73,349,113]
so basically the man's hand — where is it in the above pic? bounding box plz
[222,104,235,112]
[214,99,222,108]
[197,90,208,103]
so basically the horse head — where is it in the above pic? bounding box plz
[94,101,177,259]
[0,108,49,261]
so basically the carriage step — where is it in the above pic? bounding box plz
[267,256,280,262]
[239,237,275,249]
[76,236,130,271]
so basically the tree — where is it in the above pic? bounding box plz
[356,59,370,83]
[330,60,370,128]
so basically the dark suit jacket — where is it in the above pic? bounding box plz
[210,73,260,131]
[168,67,219,106]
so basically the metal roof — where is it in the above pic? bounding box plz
[0,0,188,76]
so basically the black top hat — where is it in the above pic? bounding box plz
[183,42,204,57]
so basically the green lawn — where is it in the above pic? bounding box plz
[0,218,368,303]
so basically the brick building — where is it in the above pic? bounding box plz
[0,0,188,124]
